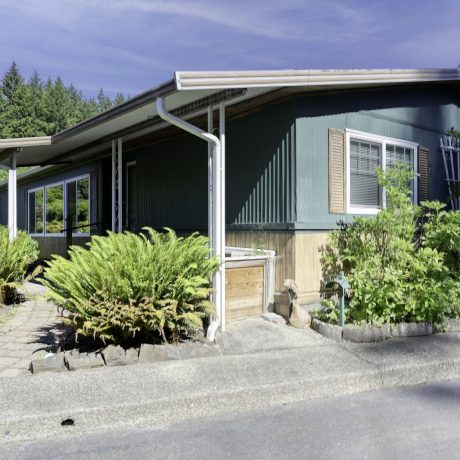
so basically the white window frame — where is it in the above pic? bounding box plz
[345,129,418,215]
[27,186,45,237]
[27,174,91,237]
[65,174,91,237]
[44,181,65,236]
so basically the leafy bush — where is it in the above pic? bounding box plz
[41,228,219,344]
[0,226,39,303]
[321,166,460,326]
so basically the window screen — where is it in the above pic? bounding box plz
[45,184,64,234]
[28,189,44,234]
[350,139,381,207]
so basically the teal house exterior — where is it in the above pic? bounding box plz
[1,68,459,326]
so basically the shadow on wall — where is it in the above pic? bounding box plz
[226,100,296,227]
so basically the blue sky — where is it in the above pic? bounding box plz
[0,0,459,98]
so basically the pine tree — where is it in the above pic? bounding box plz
[0,61,126,141]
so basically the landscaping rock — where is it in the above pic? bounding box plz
[64,351,105,371]
[343,324,391,343]
[261,312,287,326]
[125,347,140,363]
[138,344,181,363]
[446,319,460,332]
[311,319,342,341]
[392,322,433,337]
[29,354,67,374]
[101,345,138,366]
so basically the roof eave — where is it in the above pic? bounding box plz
[175,68,460,91]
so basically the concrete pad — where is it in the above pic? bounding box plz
[0,369,24,378]
[217,318,325,355]
[0,357,17,366]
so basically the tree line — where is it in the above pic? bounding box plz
[0,62,126,180]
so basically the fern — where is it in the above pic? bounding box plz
[41,228,219,344]
[0,226,39,303]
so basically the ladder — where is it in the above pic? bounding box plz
[440,135,460,210]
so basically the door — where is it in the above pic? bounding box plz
[126,161,137,232]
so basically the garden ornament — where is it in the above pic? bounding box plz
[284,279,311,329]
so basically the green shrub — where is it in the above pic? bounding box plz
[0,226,39,303]
[321,166,460,326]
[41,228,219,344]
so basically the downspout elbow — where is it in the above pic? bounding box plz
[155,97,221,151]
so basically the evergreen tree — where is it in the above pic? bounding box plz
[0,62,126,181]
[1,62,23,102]
[97,88,113,112]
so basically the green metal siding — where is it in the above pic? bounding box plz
[133,99,297,231]
[226,100,296,227]
[136,135,208,231]
[295,87,460,229]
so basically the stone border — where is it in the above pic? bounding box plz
[29,341,221,374]
[311,318,435,343]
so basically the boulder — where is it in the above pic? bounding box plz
[311,319,343,341]
[29,354,67,374]
[391,322,433,337]
[64,351,105,371]
[343,324,391,343]
[101,345,139,366]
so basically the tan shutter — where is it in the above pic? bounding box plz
[418,146,430,203]
[329,128,346,213]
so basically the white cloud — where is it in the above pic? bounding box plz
[1,0,377,43]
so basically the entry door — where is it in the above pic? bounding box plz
[126,161,137,231]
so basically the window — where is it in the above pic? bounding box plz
[45,183,64,234]
[66,177,90,234]
[346,130,418,214]
[28,188,44,234]
[27,175,91,236]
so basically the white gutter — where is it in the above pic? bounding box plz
[0,136,51,149]
[175,68,460,90]
[155,97,225,341]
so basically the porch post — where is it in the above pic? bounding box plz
[219,102,226,331]
[111,140,116,232]
[117,137,123,233]
[111,137,123,233]
[8,152,17,241]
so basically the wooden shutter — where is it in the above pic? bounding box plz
[329,128,346,213]
[418,146,430,203]
[90,170,98,234]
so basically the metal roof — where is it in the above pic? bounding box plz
[0,67,459,174]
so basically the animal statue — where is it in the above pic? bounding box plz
[284,279,311,329]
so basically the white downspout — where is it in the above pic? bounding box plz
[156,97,225,341]
[8,151,17,241]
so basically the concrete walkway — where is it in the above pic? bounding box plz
[0,282,59,377]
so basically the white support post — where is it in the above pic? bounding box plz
[207,106,214,247]
[219,102,226,332]
[111,140,116,232]
[207,106,215,310]
[111,138,123,232]
[118,137,123,233]
[8,152,17,241]
[155,97,225,338]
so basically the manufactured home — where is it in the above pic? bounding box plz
[1,68,460,329]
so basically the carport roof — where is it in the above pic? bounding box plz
[0,67,459,173]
